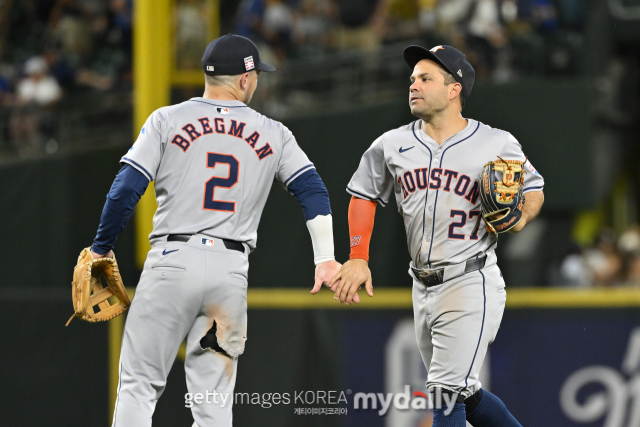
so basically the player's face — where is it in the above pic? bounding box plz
[409,60,450,119]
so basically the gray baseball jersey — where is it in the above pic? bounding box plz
[348,118,545,401]
[347,119,544,270]
[122,97,314,250]
[112,98,316,427]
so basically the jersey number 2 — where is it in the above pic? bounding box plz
[204,153,239,212]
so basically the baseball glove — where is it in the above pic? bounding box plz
[65,248,131,326]
[479,156,527,235]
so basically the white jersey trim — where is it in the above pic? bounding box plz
[346,186,388,206]
[283,163,315,187]
[188,98,249,109]
[121,157,153,181]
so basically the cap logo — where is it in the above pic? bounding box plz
[244,56,255,71]
[206,65,215,72]
[457,69,463,77]
[430,46,444,53]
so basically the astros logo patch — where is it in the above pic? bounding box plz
[201,238,215,247]
[430,45,444,53]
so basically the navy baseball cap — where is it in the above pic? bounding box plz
[202,34,276,76]
[403,45,475,97]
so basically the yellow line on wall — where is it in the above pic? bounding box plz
[247,288,414,309]
[505,287,640,308]
[115,287,640,311]
[246,287,640,309]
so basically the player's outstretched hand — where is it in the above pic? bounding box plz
[328,259,373,305]
[311,259,361,301]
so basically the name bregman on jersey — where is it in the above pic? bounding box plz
[398,167,480,204]
[170,117,273,160]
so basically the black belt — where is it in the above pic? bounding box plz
[411,255,487,287]
[167,234,245,253]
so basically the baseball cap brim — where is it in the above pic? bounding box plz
[404,45,450,76]
[257,62,276,72]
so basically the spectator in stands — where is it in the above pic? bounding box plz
[618,226,640,287]
[462,0,508,78]
[236,0,267,42]
[262,0,295,61]
[43,39,113,92]
[334,0,385,51]
[0,41,15,106]
[10,56,62,157]
[559,228,624,287]
[49,0,92,61]
[109,0,132,59]
[375,0,422,43]
[557,244,591,287]
[176,0,209,69]
[292,0,336,55]
[584,229,623,287]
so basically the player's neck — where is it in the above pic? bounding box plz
[202,86,245,103]
[421,112,467,145]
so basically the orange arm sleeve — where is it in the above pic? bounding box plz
[348,195,377,262]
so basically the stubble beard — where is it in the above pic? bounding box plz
[410,100,446,124]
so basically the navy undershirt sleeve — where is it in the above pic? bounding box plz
[92,164,150,255]
[287,169,332,221]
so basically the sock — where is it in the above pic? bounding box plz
[466,389,522,427]
[433,402,466,427]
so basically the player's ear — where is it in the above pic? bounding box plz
[450,83,462,102]
[239,72,250,90]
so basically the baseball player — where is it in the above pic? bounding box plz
[330,45,544,426]
[89,34,341,426]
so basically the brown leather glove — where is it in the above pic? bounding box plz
[66,247,131,326]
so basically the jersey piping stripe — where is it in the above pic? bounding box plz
[122,157,153,181]
[465,269,486,388]
[284,164,315,186]
[346,186,387,206]
[426,122,480,264]
[523,186,544,192]
[188,99,249,108]
[411,121,433,266]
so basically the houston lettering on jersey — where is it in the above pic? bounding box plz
[398,167,480,205]
[170,117,273,160]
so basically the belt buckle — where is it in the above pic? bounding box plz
[413,267,444,287]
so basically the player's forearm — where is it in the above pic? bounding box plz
[511,191,544,233]
[348,196,377,261]
[288,169,335,264]
[306,215,335,264]
[92,165,149,254]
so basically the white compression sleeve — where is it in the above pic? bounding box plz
[306,214,335,265]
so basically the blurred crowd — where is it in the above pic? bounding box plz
[0,0,586,157]
[0,0,132,157]
[556,227,640,288]
[234,0,585,79]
